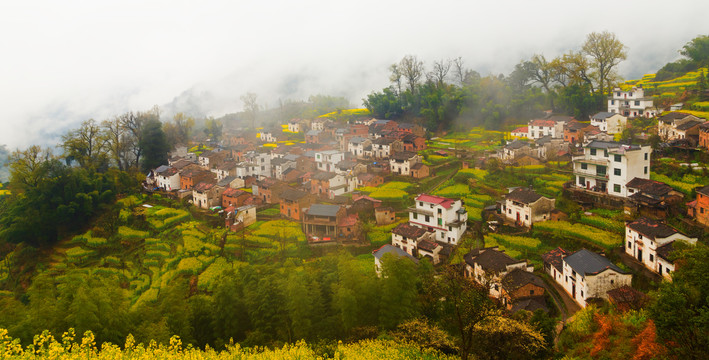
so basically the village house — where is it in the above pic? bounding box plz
[501,187,555,227]
[310,172,351,199]
[625,217,697,280]
[244,151,272,179]
[564,121,597,144]
[591,112,628,134]
[198,150,228,169]
[624,177,683,218]
[347,136,372,158]
[511,126,528,138]
[270,157,297,180]
[350,194,381,215]
[260,129,284,143]
[498,140,533,161]
[212,161,237,181]
[227,144,255,162]
[279,188,314,221]
[463,247,533,298]
[572,140,651,197]
[334,159,366,177]
[397,122,426,137]
[225,204,257,231]
[535,136,567,160]
[527,119,563,139]
[288,119,302,133]
[687,185,709,227]
[374,207,396,225]
[372,244,419,276]
[180,168,216,190]
[417,239,442,264]
[546,248,632,307]
[500,269,548,312]
[192,182,225,209]
[252,178,287,204]
[391,223,432,254]
[401,134,427,152]
[156,166,180,191]
[221,188,252,208]
[357,173,384,188]
[217,176,245,189]
[305,129,323,144]
[235,162,258,180]
[410,163,430,179]
[542,247,572,284]
[607,87,656,118]
[408,194,467,245]
[302,204,355,242]
[390,151,421,176]
[699,123,709,148]
[658,113,704,143]
[371,137,400,159]
[310,118,327,131]
[315,150,346,172]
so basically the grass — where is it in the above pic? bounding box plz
[534,221,621,249]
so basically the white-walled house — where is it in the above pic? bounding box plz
[511,126,528,138]
[315,150,346,173]
[501,188,555,227]
[156,166,180,191]
[347,136,372,158]
[408,194,467,245]
[288,120,302,133]
[390,151,421,176]
[591,112,628,134]
[625,217,697,280]
[527,119,563,139]
[391,223,434,257]
[657,112,704,141]
[463,247,533,298]
[558,249,632,307]
[372,244,418,276]
[608,87,656,118]
[371,137,399,159]
[572,140,651,197]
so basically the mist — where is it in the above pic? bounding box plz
[1,0,707,149]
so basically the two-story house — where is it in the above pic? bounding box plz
[463,247,533,298]
[212,161,237,181]
[408,194,467,245]
[252,178,287,204]
[572,140,651,197]
[270,157,297,181]
[498,140,533,161]
[687,185,709,227]
[608,87,656,118]
[590,112,628,134]
[221,188,252,208]
[401,134,427,152]
[511,126,529,138]
[501,188,555,227]
[279,188,314,220]
[156,166,180,191]
[371,137,400,159]
[288,119,302,133]
[657,112,704,142]
[500,269,548,312]
[303,204,359,242]
[391,223,435,257]
[180,168,216,190]
[315,150,346,173]
[347,137,372,158]
[527,119,563,139]
[192,182,225,209]
[390,151,421,176]
[625,217,697,279]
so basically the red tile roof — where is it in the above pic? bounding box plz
[529,119,556,127]
[512,126,528,134]
[415,194,456,209]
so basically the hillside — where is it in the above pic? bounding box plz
[620,67,708,118]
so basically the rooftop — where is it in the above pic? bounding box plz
[626,217,680,240]
[392,223,429,239]
[564,249,625,276]
[464,247,525,273]
[372,244,419,263]
[306,204,341,217]
[506,188,546,204]
[415,194,456,209]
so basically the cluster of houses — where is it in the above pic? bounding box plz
[147,117,430,244]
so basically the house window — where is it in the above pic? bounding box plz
[448,226,452,231]
[666,268,670,274]
[579,177,586,186]
[627,241,631,249]
[590,148,597,156]
[616,92,620,97]
[604,150,608,157]
[494,284,499,291]
[581,163,588,170]
[437,208,442,215]
[530,290,534,295]
[644,153,648,160]
[614,168,621,176]
[425,215,430,222]
[525,215,529,220]
[413,213,418,220]
[580,290,584,298]
[650,254,654,262]
[611,100,615,105]
[635,101,640,106]
[614,154,622,162]
[438,218,442,226]
[614,184,621,193]
[644,166,648,174]
[508,209,512,214]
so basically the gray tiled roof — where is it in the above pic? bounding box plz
[564,249,625,276]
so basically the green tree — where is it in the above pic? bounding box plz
[61,119,109,171]
[470,316,546,360]
[680,35,709,67]
[139,118,169,172]
[211,271,251,346]
[378,254,419,329]
[582,31,627,96]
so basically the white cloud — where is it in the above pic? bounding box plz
[0,0,707,148]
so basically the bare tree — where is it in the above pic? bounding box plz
[399,55,425,94]
[102,116,134,171]
[61,119,109,170]
[560,51,596,93]
[429,59,452,87]
[240,92,259,129]
[453,57,466,85]
[582,31,627,96]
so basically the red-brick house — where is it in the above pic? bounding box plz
[180,168,216,190]
[411,163,430,179]
[254,178,287,204]
[402,134,427,152]
[357,173,384,188]
[699,123,709,148]
[222,188,252,208]
[687,185,709,227]
[279,188,315,220]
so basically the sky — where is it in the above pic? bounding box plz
[0,0,707,149]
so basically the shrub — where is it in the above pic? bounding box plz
[370,189,408,200]
[118,226,149,240]
[433,184,469,198]
[488,233,541,249]
[534,221,620,249]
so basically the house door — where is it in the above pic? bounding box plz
[637,249,643,262]
[516,212,520,222]
[572,283,576,299]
